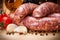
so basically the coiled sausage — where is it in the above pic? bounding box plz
[23,16,60,31]
[13,3,38,25]
[33,2,60,17]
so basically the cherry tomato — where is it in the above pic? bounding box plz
[2,16,12,29]
[0,14,2,22]
[1,13,7,17]
[0,13,12,29]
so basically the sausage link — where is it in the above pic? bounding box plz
[13,3,38,25]
[32,2,60,17]
[48,13,60,18]
[23,16,60,31]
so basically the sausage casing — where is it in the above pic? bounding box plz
[33,2,60,17]
[23,16,60,31]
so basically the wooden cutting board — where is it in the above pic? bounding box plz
[0,30,60,40]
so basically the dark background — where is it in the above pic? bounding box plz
[23,0,57,4]
[0,0,60,8]
[0,0,3,8]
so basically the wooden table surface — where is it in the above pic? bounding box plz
[0,30,60,40]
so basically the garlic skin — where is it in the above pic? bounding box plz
[14,26,27,34]
[6,24,18,32]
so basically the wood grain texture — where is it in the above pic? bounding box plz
[0,30,60,40]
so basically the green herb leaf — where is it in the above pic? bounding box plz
[0,22,4,27]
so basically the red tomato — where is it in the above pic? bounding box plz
[2,16,12,29]
[1,13,7,17]
[0,14,2,22]
[0,13,12,29]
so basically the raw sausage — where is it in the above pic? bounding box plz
[13,3,38,25]
[23,16,60,31]
[23,16,39,30]
[48,13,60,18]
[33,2,60,17]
